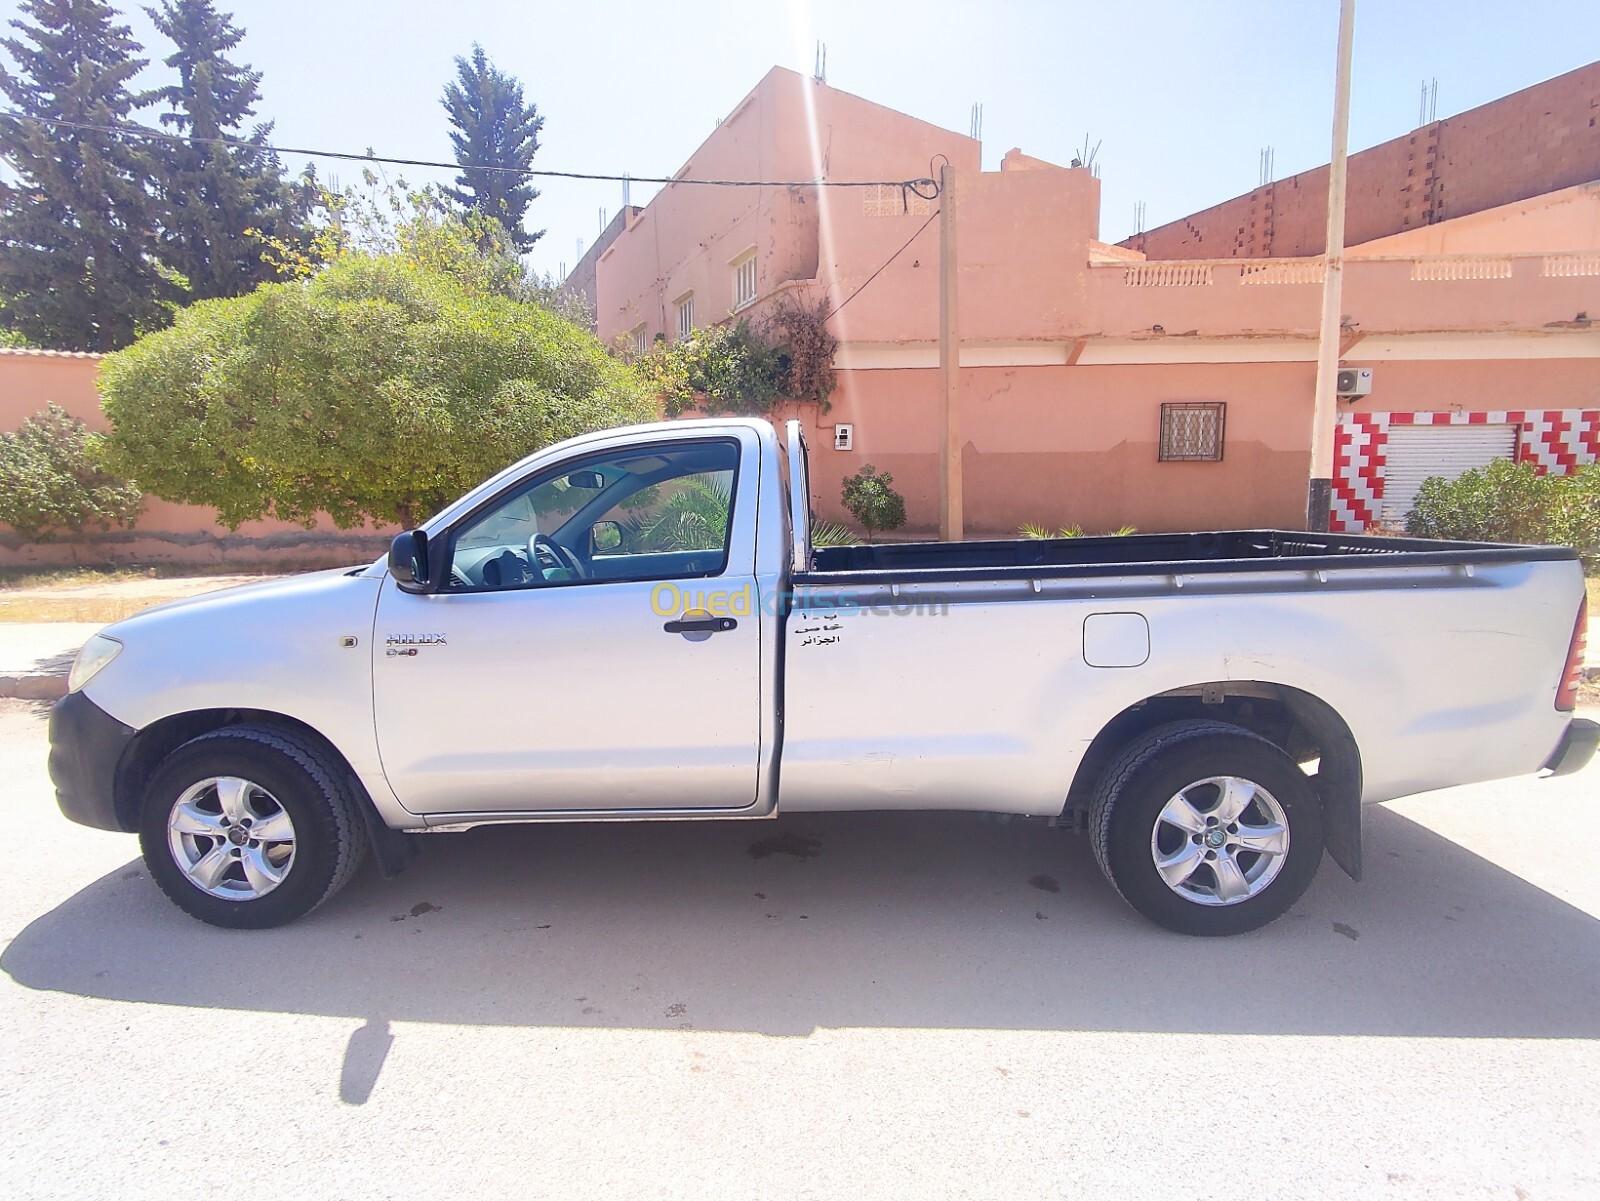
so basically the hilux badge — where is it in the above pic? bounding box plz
[386,633,446,656]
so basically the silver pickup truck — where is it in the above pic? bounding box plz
[48,417,1595,935]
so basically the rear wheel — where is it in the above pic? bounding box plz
[1090,720,1324,935]
[138,726,367,929]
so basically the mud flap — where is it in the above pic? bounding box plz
[1320,782,1361,882]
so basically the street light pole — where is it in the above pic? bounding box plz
[938,162,964,542]
[1307,0,1356,531]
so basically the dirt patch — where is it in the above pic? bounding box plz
[0,571,283,623]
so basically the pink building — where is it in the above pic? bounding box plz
[590,65,1600,536]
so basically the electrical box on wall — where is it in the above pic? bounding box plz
[1336,367,1373,398]
[834,424,854,451]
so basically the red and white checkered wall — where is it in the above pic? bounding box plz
[1331,409,1600,533]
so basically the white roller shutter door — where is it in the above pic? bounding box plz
[1380,423,1518,524]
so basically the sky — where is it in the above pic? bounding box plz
[4,0,1599,280]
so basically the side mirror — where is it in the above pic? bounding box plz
[590,519,623,554]
[388,529,432,593]
[566,470,605,490]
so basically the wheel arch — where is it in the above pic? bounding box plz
[115,708,415,877]
[1065,681,1364,880]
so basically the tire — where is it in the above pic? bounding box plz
[1089,719,1324,936]
[137,726,368,929]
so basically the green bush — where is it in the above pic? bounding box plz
[0,404,143,540]
[810,519,858,547]
[1547,464,1600,567]
[631,299,838,418]
[1406,458,1599,567]
[840,464,906,540]
[98,254,656,529]
[635,320,784,419]
[1019,523,1136,539]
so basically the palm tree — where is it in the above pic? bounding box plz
[624,473,730,552]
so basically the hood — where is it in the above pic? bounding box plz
[103,566,372,636]
[82,564,386,731]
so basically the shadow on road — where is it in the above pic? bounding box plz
[5,807,1598,1038]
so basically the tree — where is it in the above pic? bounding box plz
[0,0,178,350]
[840,464,907,540]
[1407,457,1599,568]
[441,44,544,252]
[0,403,143,539]
[98,251,656,530]
[1546,463,1600,570]
[145,0,308,299]
[1406,458,1551,544]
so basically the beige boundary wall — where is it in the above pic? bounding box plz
[0,350,394,569]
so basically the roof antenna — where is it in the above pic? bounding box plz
[813,40,827,83]
[969,102,983,141]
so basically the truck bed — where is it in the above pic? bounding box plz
[806,529,1578,584]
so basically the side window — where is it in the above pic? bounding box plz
[446,441,740,591]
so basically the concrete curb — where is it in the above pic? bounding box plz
[0,673,66,701]
[0,622,102,702]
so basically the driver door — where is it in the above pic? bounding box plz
[372,432,762,816]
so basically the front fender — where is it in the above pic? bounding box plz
[79,569,396,821]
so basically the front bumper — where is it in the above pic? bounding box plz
[48,691,136,832]
[1543,718,1599,778]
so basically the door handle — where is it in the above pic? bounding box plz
[664,616,738,634]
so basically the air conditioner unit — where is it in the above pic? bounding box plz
[1336,367,1373,398]
[834,424,854,451]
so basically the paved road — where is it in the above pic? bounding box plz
[2,699,1597,1201]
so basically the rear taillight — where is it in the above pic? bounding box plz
[1556,596,1588,712]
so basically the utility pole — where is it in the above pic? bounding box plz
[1307,0,1356,532]
[939,162,964,541]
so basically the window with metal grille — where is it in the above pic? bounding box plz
[1159,402,1226,462]
[731,250,757,310]
[675,293,695,340]
[862,183,933,217]
[630,324,648,354]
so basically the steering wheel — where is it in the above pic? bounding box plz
[528,533,585,580]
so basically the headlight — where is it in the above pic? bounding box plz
[69,633,123,693]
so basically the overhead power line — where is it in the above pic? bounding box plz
[0,109,941,196]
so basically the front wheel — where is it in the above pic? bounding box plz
[1090,720,1324,936]
[138,726,367,929]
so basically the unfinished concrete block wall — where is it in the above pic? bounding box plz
[1123,61,1600,259]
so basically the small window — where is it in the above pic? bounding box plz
[1159,402,1226,462]
[675,293,695,341]
[732,250,757,310]
[629,324,648,354]
[862,183,933,217]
